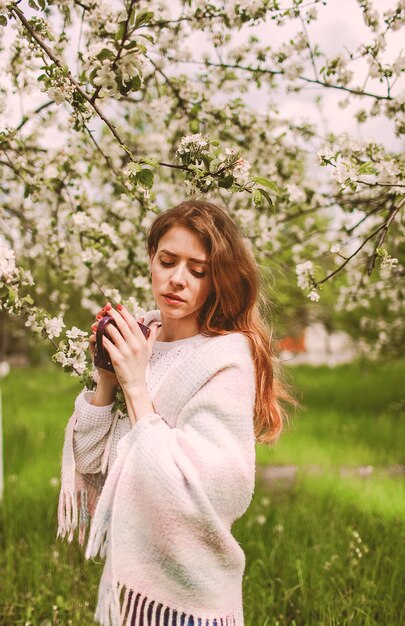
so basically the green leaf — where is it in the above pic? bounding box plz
[28,0,39,9]
[0,15,7,27]
[252,176,280,194]
[7,285,16,305]
[131,74,142,92]
[22,294,34,305]
[358,161,375,175]
[96,48,116,61]
[127,162,141,174]
[136,168,154,190]
[218,175,234,189]
[115,20,127,42]
[258,188,274,207]
[253,189,262,206]
[137,33,155,43]
[135,10,154,29]
[140,157,159,167]
[123,40,140,51]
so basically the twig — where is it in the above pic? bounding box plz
[15,100,54,131]
[366,197,404,275]
[317,218,396,286]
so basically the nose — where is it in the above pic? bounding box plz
[170,263,187,286]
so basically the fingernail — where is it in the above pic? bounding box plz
[106,303,112,310]
[96,314,102,319]
[117,303,123,311]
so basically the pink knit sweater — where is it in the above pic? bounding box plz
[57,308,257,626]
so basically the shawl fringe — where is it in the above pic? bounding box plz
[57,486,92,546]
[94,578,244,626]
[57,392,109,547]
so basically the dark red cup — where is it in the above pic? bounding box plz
[94,314,151,373]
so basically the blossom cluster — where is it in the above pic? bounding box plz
[296,260,320,302]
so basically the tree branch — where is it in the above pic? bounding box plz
[169,58,393,101]
[9,5,193,176]
[317,199,403,286]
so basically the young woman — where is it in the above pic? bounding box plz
[57,199,297,626]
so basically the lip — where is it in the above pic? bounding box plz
[163,294,185,304]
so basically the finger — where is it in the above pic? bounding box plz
[104,322,126,348]
[102,334,120,361]
[116,304,147,342]
[98,303,111,316]
[107,306,136,343]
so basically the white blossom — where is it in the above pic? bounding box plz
[93,60,120,99]
[317,146,335,163]
[296,260,317,292]
[392,55,405,76]
[287,183,306,204]
[133,275,150,290]
[43,314,65,339]
[24,313,42,333]
[333,162,358,186]
[177,133,210,155]
[81,248,104,264]
[66,326,88,339]
[308,288,320,302]
[0,243,17,281]
[43,82,74,105]
[232,158,251,184]
[375,159,400,182]
[0,0,10,16]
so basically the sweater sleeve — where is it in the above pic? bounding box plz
[72,389,116,474]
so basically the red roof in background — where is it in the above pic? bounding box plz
[276,334,306,353]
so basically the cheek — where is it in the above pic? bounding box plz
[196,279,211,300]
[152,266,165,282]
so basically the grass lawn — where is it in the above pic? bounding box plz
[0,359,404,625]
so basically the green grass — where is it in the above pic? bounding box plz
[0,360,404,625]
[257,358,405,467]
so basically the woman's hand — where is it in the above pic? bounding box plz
[100,304,160,394]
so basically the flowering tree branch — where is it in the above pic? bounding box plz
[172,58,393,102]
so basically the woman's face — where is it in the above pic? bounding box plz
[150,226,213,322]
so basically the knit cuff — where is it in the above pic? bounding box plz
[73,389,115,433]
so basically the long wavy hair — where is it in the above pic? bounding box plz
[146,199,300,445]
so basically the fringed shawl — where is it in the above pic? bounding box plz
[57,309,256,626]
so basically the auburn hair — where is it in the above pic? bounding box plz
[146,199,300,445]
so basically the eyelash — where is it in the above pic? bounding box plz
[159,260,206,278]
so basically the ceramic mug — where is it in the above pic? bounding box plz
[94,314,151,374]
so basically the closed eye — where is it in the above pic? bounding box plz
[159,260,205,278]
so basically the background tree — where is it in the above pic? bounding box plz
[0,0,403,408]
